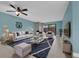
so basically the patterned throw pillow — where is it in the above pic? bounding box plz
[16,32,20,36]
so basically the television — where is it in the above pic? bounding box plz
[64,22,71,38]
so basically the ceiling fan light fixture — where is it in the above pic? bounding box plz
[16,12,21,16]
[7,4,28,16]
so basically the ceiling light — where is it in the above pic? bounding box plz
[16,12,21,16]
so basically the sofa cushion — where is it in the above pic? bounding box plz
[25,31,29,34]
[16,32,20,36]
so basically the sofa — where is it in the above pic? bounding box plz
[13,31,33,41]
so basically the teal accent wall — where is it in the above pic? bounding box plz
[0,12,34,37]
[63,2,72,27]
[63,1,79,53]
[72,1,79,53]
[63,2,72,41]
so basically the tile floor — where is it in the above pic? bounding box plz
[47,36,72,58]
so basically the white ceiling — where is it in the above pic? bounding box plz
[0,1,69,23]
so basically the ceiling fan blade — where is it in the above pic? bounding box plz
[22,13,28,16]
[6,10,16,12]
[22,9,28,11]
[10,4,16,9]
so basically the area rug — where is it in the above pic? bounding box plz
[9,38,54,58]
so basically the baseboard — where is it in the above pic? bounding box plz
[73,52,79,58]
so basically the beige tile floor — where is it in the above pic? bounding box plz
[47,36,66,58]
[47,36,72,58]
[12,54,36,58]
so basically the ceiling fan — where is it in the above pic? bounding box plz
[6,4,28,16]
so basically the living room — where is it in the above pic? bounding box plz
[0,1,79,58]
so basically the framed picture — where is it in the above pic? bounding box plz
[16,22,23,29]
[64,22,71,38]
